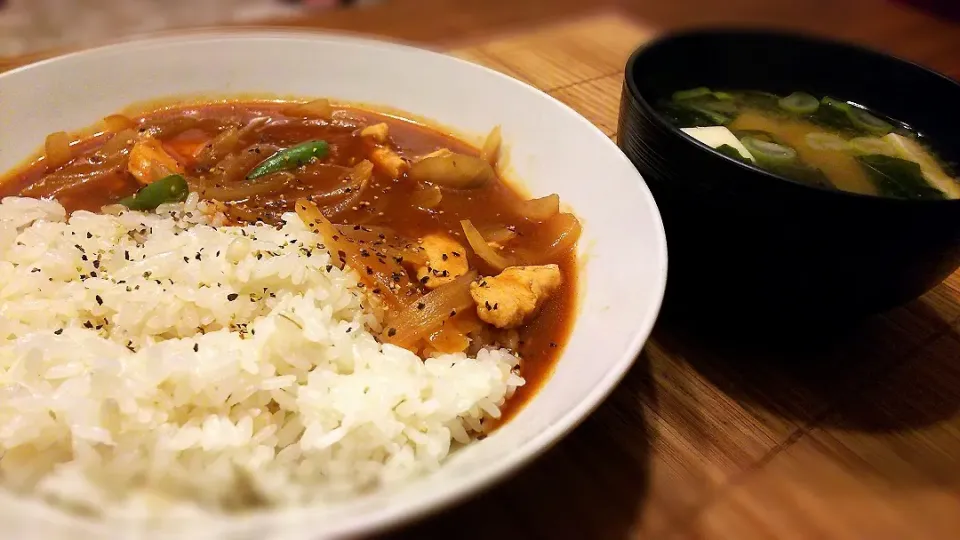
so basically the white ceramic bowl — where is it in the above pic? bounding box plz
[0,31,667,539]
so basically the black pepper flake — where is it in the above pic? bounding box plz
[325,264,333,272]
[485,301,492,310]
[89,271,98,278]
[550,342,557,348]
[417,302,425,310]
[393,256,404,264]
[30,268,40,273]
[365,267,373,275]
[193,343,199,352]
[227,293,239,301]
[450,309,457,317]
[54,328,63,335]
[86,232,92,239]
[493,303,499,310]
[195,253,202,261]
[441,253,449,261]
[92,260,100,269]
[387,327,397,337]
[346,327,353,333]
[372,288,381,294]
[95,295,103,306]
[215,250,221,257]
[451,251,461,257]
[81,255,88,261]
[83,321,93,329]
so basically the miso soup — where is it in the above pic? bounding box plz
[657,88,960,200]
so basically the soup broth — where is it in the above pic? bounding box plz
[658,88,960,200]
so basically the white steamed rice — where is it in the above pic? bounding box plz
[0,194,523,518]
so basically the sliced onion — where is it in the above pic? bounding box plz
[97,129,137,158]
[461,219,511,271]
[427,326,471,354]
[329,224,428,267]
[209,144,279,185]
[314,160,373,203]
[408,152,495,189]
[536,212,582,262]
[194,127,240,167]
[103,114,136,133]
[140,117,199,139]
[198,172,294,202]
[24,152,128,198]
[322,161,374,218]
[409,184,443,209]
[284,99,333,120]
[480,125,502,165]
[383,270,478,348]
[44,131,73,170]
[296,199,420,306]
[514,193,559,222]
[482,226,517,245]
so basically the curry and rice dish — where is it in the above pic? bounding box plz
[0,99,580,516]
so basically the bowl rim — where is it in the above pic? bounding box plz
[622,26,960,206]
[0,28,668,538]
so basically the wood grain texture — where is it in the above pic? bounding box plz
[3,2,960,539]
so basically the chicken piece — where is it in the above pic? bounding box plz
[370,145,408,178]
[470,265,562,329]
[360,122,389,143]
[416,234,469,289]
[128,136,184,185]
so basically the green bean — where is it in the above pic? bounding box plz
[119,174,189,211]
[246,140,329,180]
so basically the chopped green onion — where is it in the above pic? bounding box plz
[741,137,797,165]
[672,87,713,101]
[849,137,893,155]
[778,92,820,114]
[804,132,849,151]
[846,108,893,135]
[820,96,850,112]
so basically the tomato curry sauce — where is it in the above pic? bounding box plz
[0,100,580,423]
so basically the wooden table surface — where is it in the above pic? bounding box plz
[4,1,960,538]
